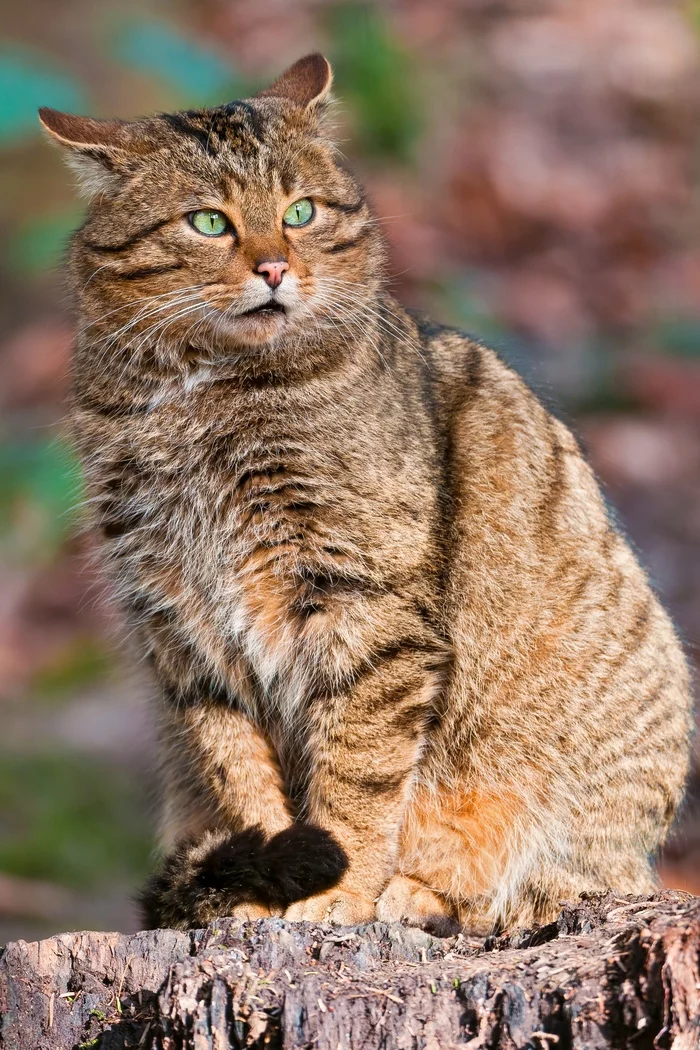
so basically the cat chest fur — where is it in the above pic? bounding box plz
[93,386,438,712]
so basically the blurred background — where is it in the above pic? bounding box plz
[1,0,699,944]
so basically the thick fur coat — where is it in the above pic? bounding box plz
[40,54,693,934]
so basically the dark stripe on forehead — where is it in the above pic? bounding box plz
[161,112,215,154]
[114,263,184,281]
[279,168,295,196]
[84,217,172,254]
[223,100,265,143]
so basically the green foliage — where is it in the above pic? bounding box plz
[327,2,422,163]
[0,49,86,142]
[0,438,82,560]
[653,315,700,358]
[687,0,700,34]
[435,272,508,344]
[31,638,113,701]
[0,752,152,890]
[112,19,245,104]
[6,207,84,276]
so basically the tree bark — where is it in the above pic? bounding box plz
[0,891,698,1050]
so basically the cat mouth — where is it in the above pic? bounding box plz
[238,301,286,318]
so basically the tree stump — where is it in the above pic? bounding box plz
[0,891,698,1049]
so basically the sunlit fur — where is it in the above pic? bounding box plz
[42,54,693,934]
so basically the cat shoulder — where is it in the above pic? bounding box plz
[408,309,535,410]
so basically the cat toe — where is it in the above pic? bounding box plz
[376,875,460,937]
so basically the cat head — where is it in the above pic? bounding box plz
[40,54,386,370]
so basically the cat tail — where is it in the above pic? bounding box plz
[139,823,348,929]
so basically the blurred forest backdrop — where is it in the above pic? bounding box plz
[1,0,699,943]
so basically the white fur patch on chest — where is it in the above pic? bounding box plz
[146,366,214,412]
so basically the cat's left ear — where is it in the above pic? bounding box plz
[256,53,333,113]
[38,109,146,199]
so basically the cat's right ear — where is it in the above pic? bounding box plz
[38,109,143,199]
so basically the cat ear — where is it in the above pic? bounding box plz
[256,53,333,112]
[38,108,144,199]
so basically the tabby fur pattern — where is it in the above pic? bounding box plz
[40,54,693,934]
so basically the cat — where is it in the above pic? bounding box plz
[40,53,693,935]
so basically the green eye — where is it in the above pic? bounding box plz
[283,198,314,227]
[189,210,229,236]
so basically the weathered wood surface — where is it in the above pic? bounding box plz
[0,891,698,1050]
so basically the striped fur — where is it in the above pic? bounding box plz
[41,54,693,932]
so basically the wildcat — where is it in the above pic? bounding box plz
[40,54,692,934]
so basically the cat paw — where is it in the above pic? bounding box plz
[376,875,460,937]
[284,890,375,924]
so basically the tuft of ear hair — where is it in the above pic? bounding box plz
[38,108,145,199]
[256,53,333,111]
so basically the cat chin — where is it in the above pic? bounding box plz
[205,309,289,349]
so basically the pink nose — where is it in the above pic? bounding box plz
[256,259,289,289]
